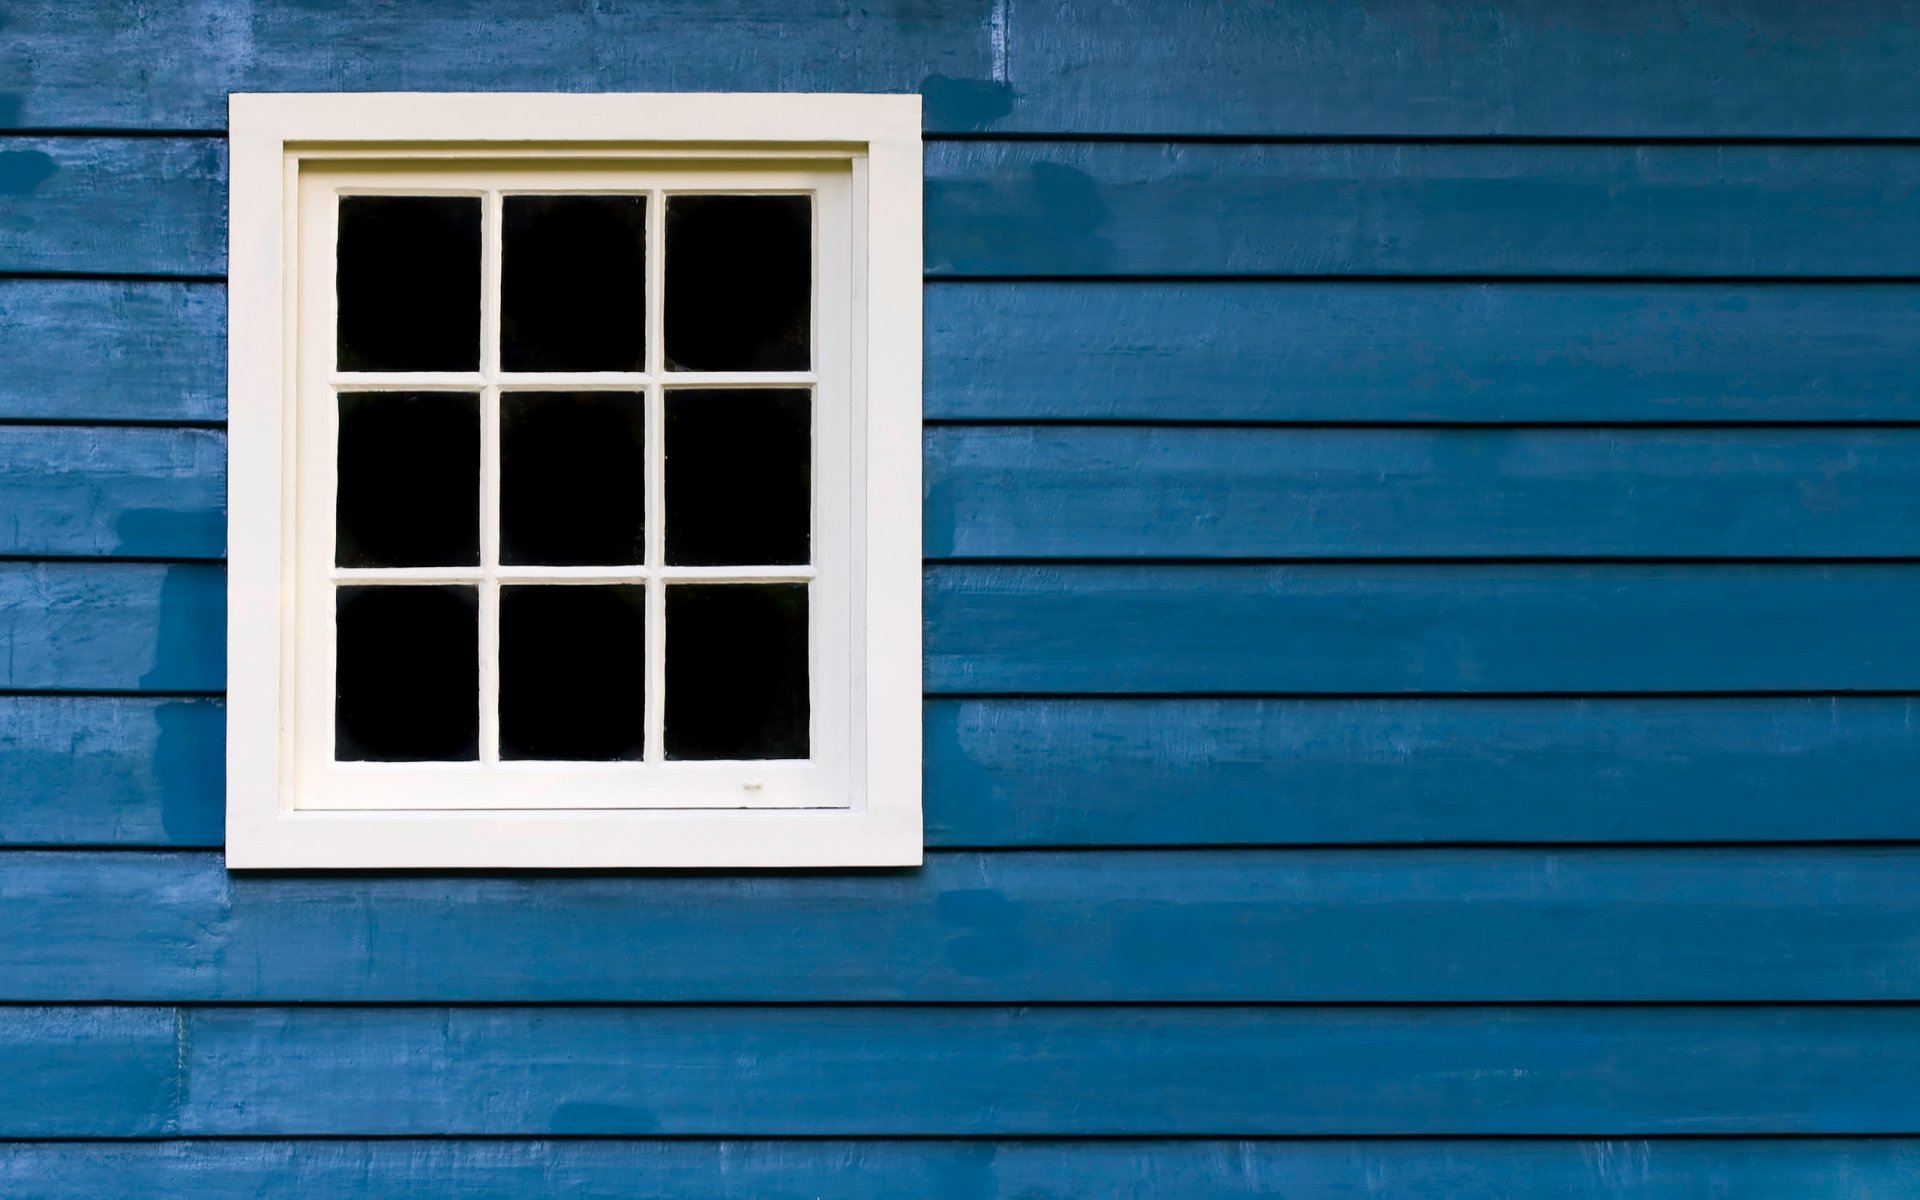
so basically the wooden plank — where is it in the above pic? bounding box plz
[927,427,1920,559]
[0,427,223,559]
[6,2,1920,137]
[926,282,1920,423]
[0,282,223,422]
[925,697,1920,846]
[36,424,1920,562]
[0,139,224,276]
[15,280,1920,425]
[18,138,1920,279]
[17,696,1918,849]
[925,141,1920,278]
[6,1138,1919,1199]
[0,563,222,692]
[10,848,1920,1001]
[7,1004,1920,1135]
[22,562,1920,696]
[0,698,223,846]
[925,564,1920,694]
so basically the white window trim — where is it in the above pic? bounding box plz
[227,93,922,869]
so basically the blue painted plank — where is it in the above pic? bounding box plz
[7,1004,1919,1135]
[7,2,1920,137]
[925,564,1920,694]
[0,139,225,276]
[6,1138,1919,1200]
[18,138,1920,278]
[0,563,223,692]
[0,282,224,422]
[23,562,1920,696]
[926,427,1920,559]
[925,697,1920,846]
[0,698,223,846]
[0,427,223,559]
[14,696,1917,848]
[925,141,1920,277]
[15,693,1920,847]
[926,282,1920,423]
[17,281,1920,424]
[10,848,1920,1001]
[34,425,1920,562]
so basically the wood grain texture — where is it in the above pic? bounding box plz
[17,280,1920,425]
[925,697,1920,846]
[0,698,223,846]
[17,138,1920,279]
[926,426,1920,559]
[926,564,1920,694]
[16,696,1918,848]
[10,848,1920,1001]
[34,424,1920,562]
[0,282,223,422]
[0,139,224,276]
[0,563,222,692]
[6,2,1920,136]
[0,427,223,559]
[7,1004,1920,1135]
[924,141,1920,277]
[6,1138,1919,1199]
[25,562,1920,696]
[926,282,1920,423]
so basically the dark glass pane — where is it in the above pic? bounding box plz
[500,585,647,761]
[337,196,481,372]
[336,392,480,568]
[336,586,478,761]
[665,389,810,565]
[501,195,647,372]
[664,194,810,372]
[665,584,808,760]
[500,392,646,566]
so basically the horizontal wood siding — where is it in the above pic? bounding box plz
[4,1005,1919,1136]
[6,3,1915,1189]
[13,696,1919,849]
[6,2,1919,136]
[6,848,1920,1001]
[9,1139,1920,1200]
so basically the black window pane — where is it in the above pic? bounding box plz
[337,196,481,372]
[665,195,810,372]
[500,585,647,761]
[665,584,808,760]
[501,195,647,372]
[500,392,646,566]
[336,586,478,761]
[665,389,810,565]
[336,392,480,568]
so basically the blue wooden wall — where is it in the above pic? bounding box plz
[3,2,1920,1194]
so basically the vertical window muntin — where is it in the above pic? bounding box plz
[295,161,853,811]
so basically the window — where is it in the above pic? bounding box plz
[227,94,922,867]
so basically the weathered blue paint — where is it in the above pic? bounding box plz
[9,1138,1920,1200]
[7,2,1920,137]
[5,848,1920,1002]
[926,282,1920,423]
[14,696,1918,849]
[6,2,1917,1189]
[18,137,1920,279]
[8,1004,1920,1136]
[925,564,1920,694]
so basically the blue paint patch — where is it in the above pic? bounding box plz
[0,95,22,128]
[920,74,1014,130]
[115,506,225,561]
[0,150,57,196]
[548,1101,659,1135]
[153,700,225,844]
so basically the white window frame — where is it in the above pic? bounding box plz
[227,93,922,868]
